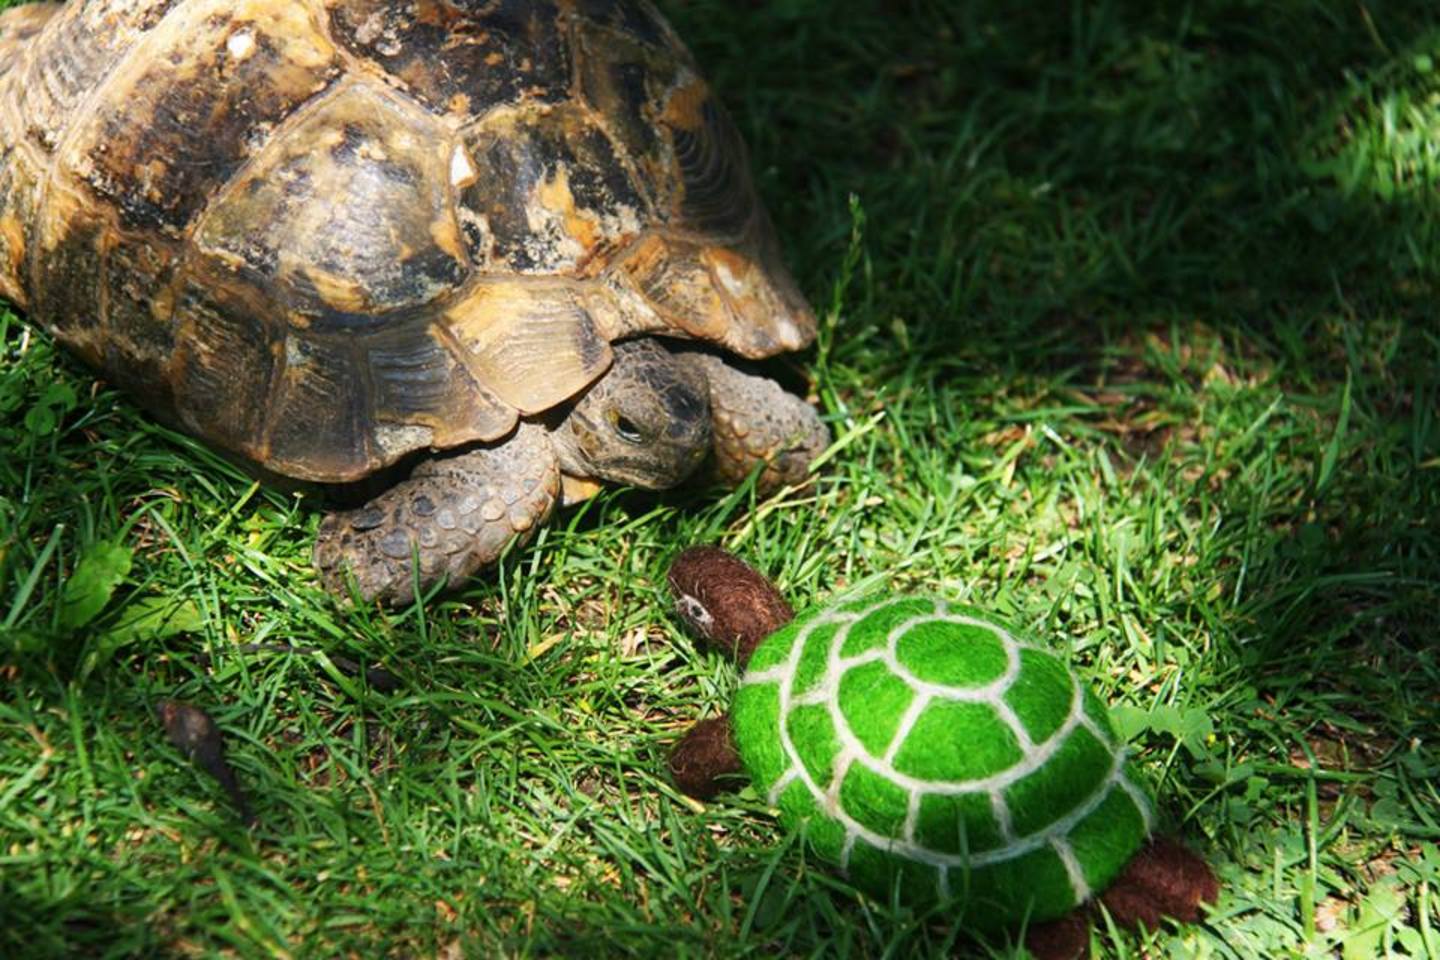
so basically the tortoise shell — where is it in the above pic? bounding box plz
[731,595,1153,925]
[0,0,814,481]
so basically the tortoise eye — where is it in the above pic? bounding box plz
[612,412,646,445]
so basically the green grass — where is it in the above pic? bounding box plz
[3,0,1440,957]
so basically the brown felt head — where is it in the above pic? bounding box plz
[667,546,793,666]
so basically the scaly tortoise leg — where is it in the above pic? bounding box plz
[680,351,829,494]
[313,422,559,604]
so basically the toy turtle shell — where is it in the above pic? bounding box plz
[732,594,1154,924]
[667,547,1218,959]
[0,1,828,602]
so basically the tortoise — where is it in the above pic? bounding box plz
[665,547,1219,960]
[0,0,828,603]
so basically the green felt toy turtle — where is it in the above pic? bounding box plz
[666,547,1218,960]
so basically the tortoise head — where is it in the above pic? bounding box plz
[551,338,712,489]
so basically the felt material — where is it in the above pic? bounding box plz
[895,620,1008,687]
[731,595,1152,926]
[1081,688,1118,745]
[839,763,911,836]
[786,702,841,784]
[668,546,794,666]
[839,596,936,656]
[741,609,808,672]
[1004,727,1112,836]
[838,660,916,755]
[1099,835,1220,928]
[732,683,787,788]
[976,843,1084,922]
[669,714,744,800]
[1065,781,1152,891]
[1004,649,1076,743]
[914,790,1006,854]
[892,699,1023,781]
[791,621,842,696]
[1023,912,1092,960]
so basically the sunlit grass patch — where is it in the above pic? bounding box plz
[2,0,1439,957]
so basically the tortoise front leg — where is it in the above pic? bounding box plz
[679,351,829,494]
[313,423,559,604]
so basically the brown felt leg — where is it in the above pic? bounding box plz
[680,350,829,495]
[669,714,743,800]
[313,423,559,604]
[1099,836,1219,930]
[1022,911,1091,960]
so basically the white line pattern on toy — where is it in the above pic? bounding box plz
[882,691,932,764]
[826,617,1085,796]
[1052,837,1091,902]
[743,596,1153,901]
[1117,770,1155,832]
[903,791,921,843]
[991,789,1016,842]
[767,766,798,807]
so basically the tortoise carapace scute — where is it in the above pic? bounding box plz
[0,0,816,484]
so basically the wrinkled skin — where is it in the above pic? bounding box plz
[314,340,829,604]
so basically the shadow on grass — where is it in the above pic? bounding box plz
[0,883,180,960]
[675,0,1440,653]
[1,2,1437,954]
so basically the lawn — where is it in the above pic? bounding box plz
[2,0,1439,957]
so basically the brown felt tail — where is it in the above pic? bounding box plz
[1100,836,1220,930]
[1013,837,1216,960]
